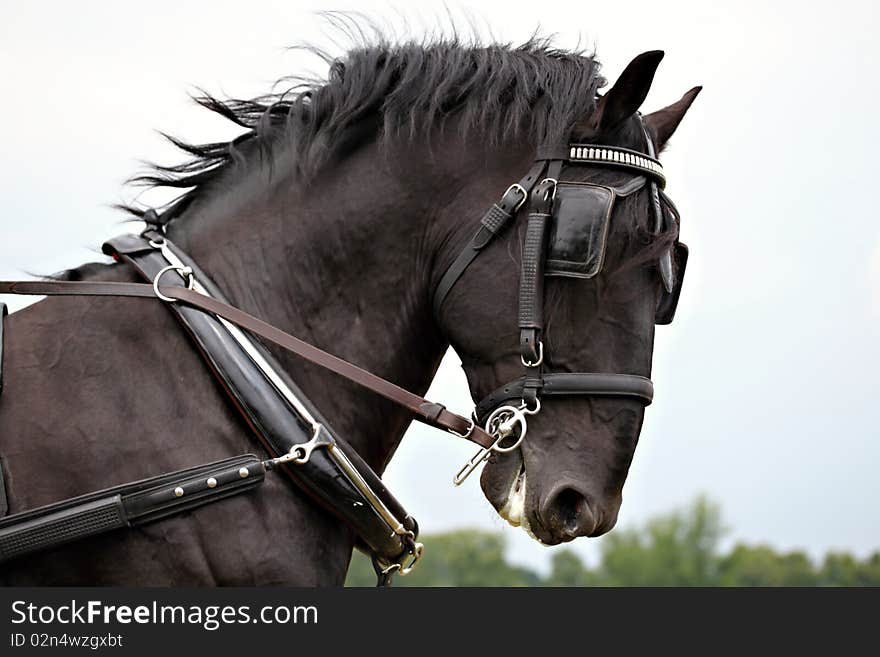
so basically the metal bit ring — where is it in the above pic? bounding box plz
[484,405,528,453]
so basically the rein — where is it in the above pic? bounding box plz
[0,278,493,449]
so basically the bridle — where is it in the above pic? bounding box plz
[435,113,687,484]
[0,114,686,584]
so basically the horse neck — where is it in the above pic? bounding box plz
[164,137,452,470]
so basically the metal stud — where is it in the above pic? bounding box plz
[238,467,250,479]
[174,487,184,498]
[206,477,218,488]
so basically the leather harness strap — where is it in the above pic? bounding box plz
[433,160,547,316]
[0,280,495,450]
[110,234,420,570]
[518,160,563,407]
[0,454,266,564]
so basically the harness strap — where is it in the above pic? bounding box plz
[518,177,557,361]
[518,160,562,405]
[433,160,547,316]
[638,113,675,293]
[0,454,265,565]
[109,236,420,571]
[0,280,496,450]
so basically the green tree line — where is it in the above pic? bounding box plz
[346,496,880,586]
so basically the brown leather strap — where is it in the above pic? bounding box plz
[0,280,494,449]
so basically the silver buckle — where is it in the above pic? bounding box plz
[504,183,528,212]
[447,414,476,439]
[520,340,544,368]
[539,178,558,203]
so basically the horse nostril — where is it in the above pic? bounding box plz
[544,487,597,539]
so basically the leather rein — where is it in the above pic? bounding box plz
[0,278,495,449]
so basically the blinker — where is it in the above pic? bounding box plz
[543,178,687,325]
[545,182,616,279]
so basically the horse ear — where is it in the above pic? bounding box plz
[644,86,702,150]
[592,50,665,132]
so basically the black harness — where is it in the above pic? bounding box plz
[0,117,687,584]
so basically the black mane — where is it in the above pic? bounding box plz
[123,25,604,225]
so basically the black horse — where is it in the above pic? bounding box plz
[0,36,699,585]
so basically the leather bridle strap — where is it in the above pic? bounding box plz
[518,160,563,406]
[474,372,654,424]
[433,160,547,316]
[0,280,496,449]
[638,113,675,294]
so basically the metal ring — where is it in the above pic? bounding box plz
[484,405,527,453]
[521,341,544,368]
[521,397,542,416]
[448,415,476,439]
[152,265,194,303]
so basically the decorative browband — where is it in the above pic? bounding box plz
[567,145,666,188]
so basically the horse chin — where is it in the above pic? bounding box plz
[480,451,545,545]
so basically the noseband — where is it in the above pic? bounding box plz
[434,115,687,484]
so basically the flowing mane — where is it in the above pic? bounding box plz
[123,26,604,225]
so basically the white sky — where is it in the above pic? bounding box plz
[1,1,878,573]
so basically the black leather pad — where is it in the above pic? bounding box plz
[546,183,615,278]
